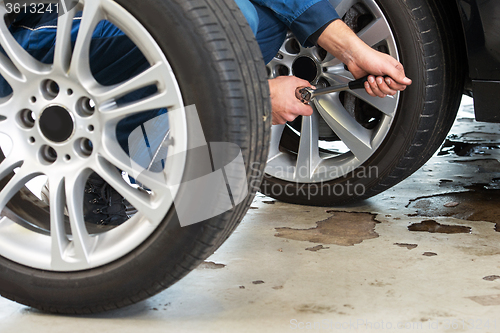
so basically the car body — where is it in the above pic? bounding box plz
[457,0,500,122]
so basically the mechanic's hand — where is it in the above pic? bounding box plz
[269,76,314,125]
[317,20,412,98]
[347,46,412,98]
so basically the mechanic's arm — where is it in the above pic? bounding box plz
[317,19,412,97]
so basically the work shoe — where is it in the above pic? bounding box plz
[41,173,136,226]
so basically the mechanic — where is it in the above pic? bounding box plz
[235,0,411,124]
[0,0,411,224]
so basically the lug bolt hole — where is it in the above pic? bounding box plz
[316,48,328,62]
[28,137,35,144]
[67,89,73,96]
[64,154,71,161]
[284,39,301,55]
[276,65,290,77]
[17,109,36,129]
[30,96,37,103]
[40,145,58,164]
[77,138,93,157]
[77,97,96,117]
[88,125,94,132]
[41,80,60,100]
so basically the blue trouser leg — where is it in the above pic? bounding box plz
[235,0,288,64]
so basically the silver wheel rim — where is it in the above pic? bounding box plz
[266,0,400,183]
[0,0,187,271]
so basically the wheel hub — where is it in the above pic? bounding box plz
[39,105,74,143]
[292,56,320,83]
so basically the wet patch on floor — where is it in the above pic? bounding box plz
[468,294,500,306]
[197,261,226,269]
[483,275,500,281]
[438,138,500,157]
[407,184,500,225]
[408,220,471,234]
[275,211,379,246]
[252,280,265,285]
[305,245,330,252]
[439,179,454,186]
[451,159,500,173]
[394,243,418,250]
[422,252,438,257]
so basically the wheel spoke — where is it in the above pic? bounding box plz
[0,6,48,80]
[321,55,344,69]
[294,113,322,181]
[70,1,103,83]
[268,124,285,161]
[53,4,79,74]
[100,91,175,123]
[314,95,374,162]
[93,158,161,222]
[0,51,24,88]
[357,17,392,48]
[349,90,398,117]
[322,71,354,85]
[99,139,170,193]
[0,165,38,211]
[0,154,22,182]
[0,95,12,110]
[91,63,165,105]
[0,115,18,137]
[65,170,96,265]
[334,0,357,17]
[48,175,70,269]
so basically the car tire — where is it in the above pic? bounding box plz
[0,0,270,313]
[261,0,465,206]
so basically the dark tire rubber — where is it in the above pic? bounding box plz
[0,0,271,313]
[260,0,465,206]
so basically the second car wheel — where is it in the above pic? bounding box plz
[0,0,270,313]
[262,0,465,206]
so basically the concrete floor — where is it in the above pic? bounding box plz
[1,97,500,332]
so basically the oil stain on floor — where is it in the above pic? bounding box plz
[408,220,471,234]
[275,211,379,246]
[407,184,500,227]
